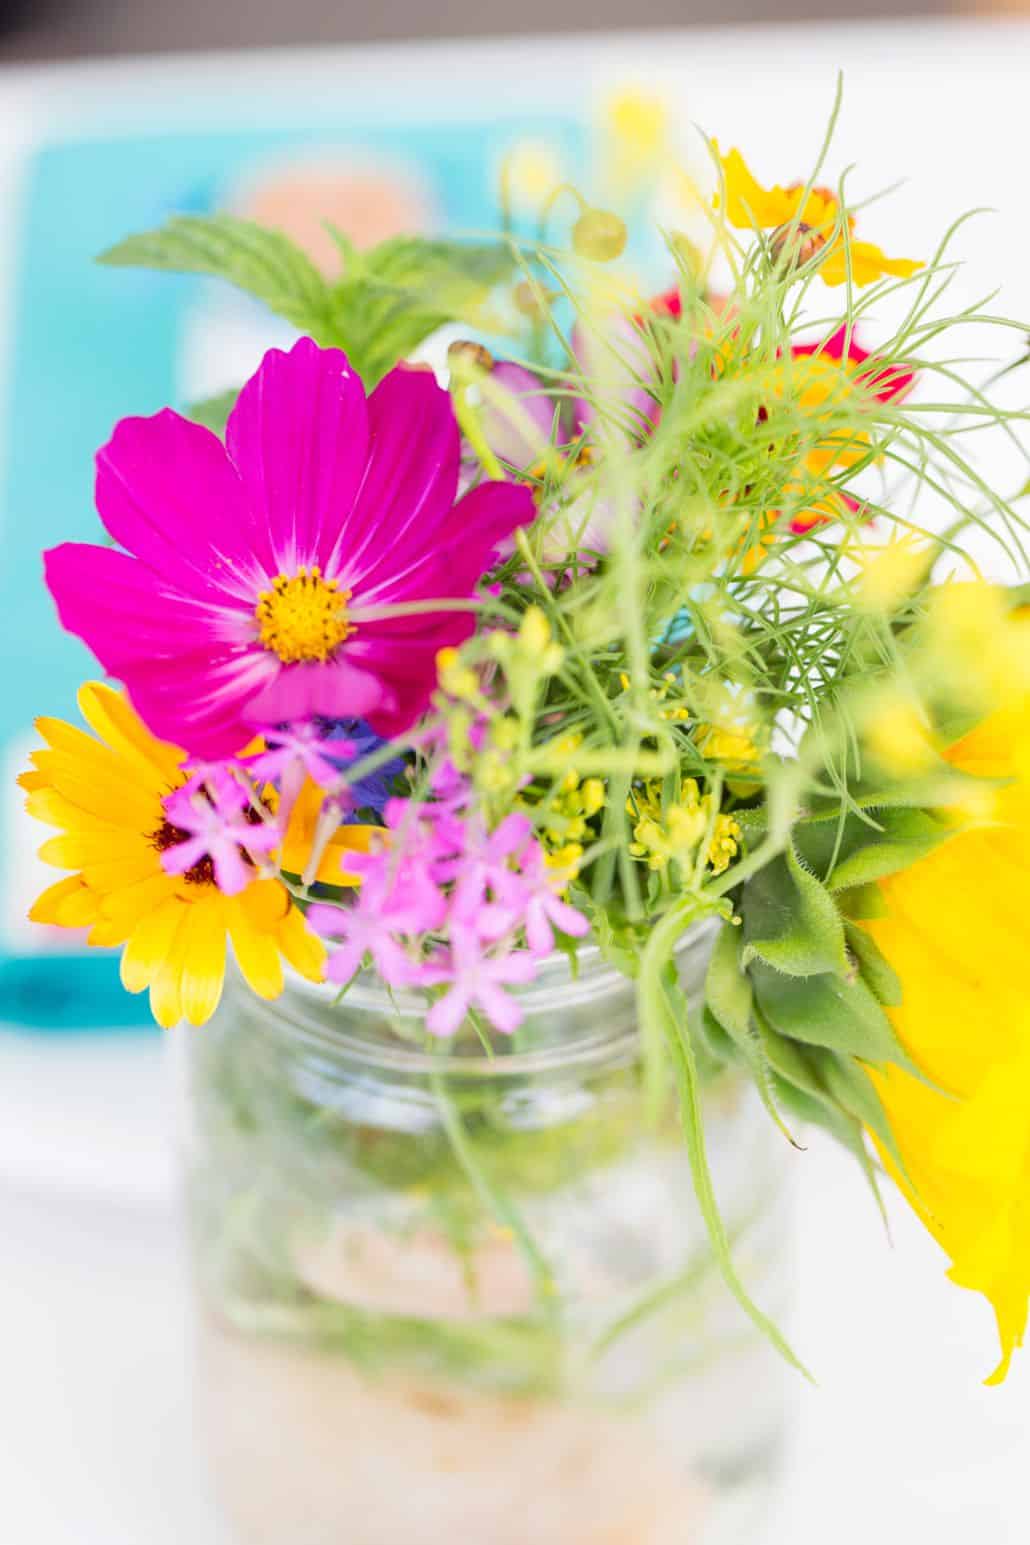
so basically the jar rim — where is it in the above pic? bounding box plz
[228,919,717,1080]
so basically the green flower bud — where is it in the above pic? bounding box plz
[572,208,627,263]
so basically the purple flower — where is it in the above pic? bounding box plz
[309,897,426,990]
[160,780,279,896]
[425,927,539,1037]
[247,721,357,822]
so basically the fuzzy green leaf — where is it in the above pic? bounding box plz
[845,920,902,1007]
[838,882,888,920]
[793,805,953,893]
[751,959,910,1068]
[100,215,334,335]
[740,843,849,979]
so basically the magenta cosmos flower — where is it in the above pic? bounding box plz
[45,339,534,758]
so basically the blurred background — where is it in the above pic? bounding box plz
[1,7,1029,1545]
[0,0,1020,56]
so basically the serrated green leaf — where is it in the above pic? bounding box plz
[740,843,848,978]
[100,215,334,336]
[844,920,902,1007]
[751,959,911,1068]
[185,387,240,437]
[329,236,517,386]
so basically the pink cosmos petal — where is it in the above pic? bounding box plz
[127,647,283,759]
[43,544,243,671]
[95,409,261,603]
[226,337,371,576]
[245,655,390,726]
[332,364,460,587]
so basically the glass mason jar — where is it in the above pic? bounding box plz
[177,926,794,1545]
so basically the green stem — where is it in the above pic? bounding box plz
[430,1065,560,1325]
[637,897,812,1379]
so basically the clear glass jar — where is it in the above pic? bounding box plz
[177,927,794,1545]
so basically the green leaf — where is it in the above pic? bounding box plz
[772,1076,888,1225]
[330,236,516,386]
[706,926,801,1146]
[100,215,335,336]
[705,922,753,1039]
[806,1046,903,1167]
[185,387,240,437]
[100,220,516,388]
[740,843,849,978]
[793,805,953,893]
[844,920,902,1007]
[838,882,888,920]
[751,959,911,1068]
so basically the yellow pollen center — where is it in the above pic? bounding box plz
[255,566,353,665]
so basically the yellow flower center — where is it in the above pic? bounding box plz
[255,567,353,665]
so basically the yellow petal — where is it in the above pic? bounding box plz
[238,877,291,932]
[714,144,799,230]
[38,831,149,869]
[28,874,94,926]
[77,681,185,785]
[276,906,326,983]
[98,870,178,927]
[864,680,1030,1383]
[178,896,228,1027]
[121,895,189,994]
[81,851,164,891]
[227,898,285,1000]
[31,748,163,830]
[818,239,923,288]
[88,918,133,948]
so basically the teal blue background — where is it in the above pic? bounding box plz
[0,109,586,1031]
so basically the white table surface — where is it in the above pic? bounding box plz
[2,18,1029,1543]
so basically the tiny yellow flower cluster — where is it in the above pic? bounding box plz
[628,778,741,876]
[618,670,691,722]
[695,720,762,769]
[530,731,607,881]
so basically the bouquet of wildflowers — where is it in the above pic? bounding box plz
[23,101,1030,1384]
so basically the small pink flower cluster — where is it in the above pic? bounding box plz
[308,762,590,1037]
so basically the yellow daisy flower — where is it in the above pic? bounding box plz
[860,687,1030,1382]
[713,143,922,288]
[20,682,326,1029]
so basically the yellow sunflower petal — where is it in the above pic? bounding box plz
[862,676,1030,1383]
[38,832,151,869]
